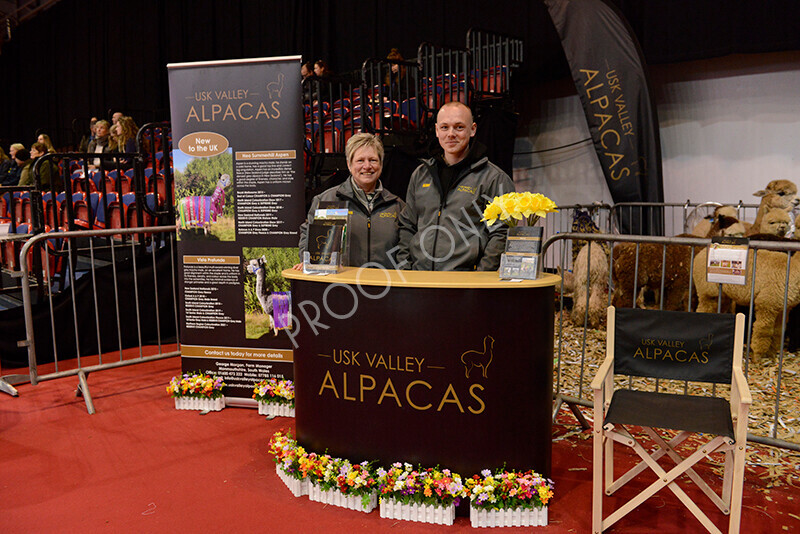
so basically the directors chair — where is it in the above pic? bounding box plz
[592,307,750,534]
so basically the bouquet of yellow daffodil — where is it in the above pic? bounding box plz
[482,192,558,228]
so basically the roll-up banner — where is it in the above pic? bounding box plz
[167,56,304,403]
[544,0,664,235]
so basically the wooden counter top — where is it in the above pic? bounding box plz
[282,267,560,289]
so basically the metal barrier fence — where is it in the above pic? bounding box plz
[537,200,764,274]
[14,225,180,414]
[544,232,800,452]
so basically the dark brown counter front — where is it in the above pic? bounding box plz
[283,267,559,477]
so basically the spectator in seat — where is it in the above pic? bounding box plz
[0,147,12,184]
[111,111,124,125]
[15,148,33,187]
[385,48,407,96]
[396,101,514,271]
[79,117,98,152]
[295,133,405,269]
[87,119,111,169]
[111,115,139,169]
[313,60,331,78]
[26,142,60,190]
[3,144,24,186]
[301,62,313,80]
[37,134,57,154]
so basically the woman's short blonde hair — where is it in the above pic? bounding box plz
[345,133,384,166]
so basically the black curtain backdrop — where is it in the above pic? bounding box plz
[1,0,799,149]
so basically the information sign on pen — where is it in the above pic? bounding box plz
[706,236,749,285]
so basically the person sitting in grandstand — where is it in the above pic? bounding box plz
[111,111,124,125]
[87,120,111,169]
[14,148,33,187]
[111,115,139,168]
[314,59,331,77]
[24,142,59,190]
[79,117,98,153]
[385,48,407,96]
[0,147,13,184]
[3,144,24,186]
[37,134,57,154]
[301,61,313,80]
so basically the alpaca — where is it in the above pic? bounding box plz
[177,174,231,232]
[750,208,791,238]
[564,242,609,329]
[246,255,278,336]
[461,335,494,378]
[691,205,746,237]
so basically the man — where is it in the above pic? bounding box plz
[396,102,514,271]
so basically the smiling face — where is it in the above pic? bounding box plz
[435,103,476,165]
[348,145,382,193]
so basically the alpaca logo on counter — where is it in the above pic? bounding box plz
[267,73,285,99]
[461,335,494,379]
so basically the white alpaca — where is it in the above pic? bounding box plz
[247,256,278,336]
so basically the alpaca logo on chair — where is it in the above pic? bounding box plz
[177,173,231,232]
[461,335,494,379]
[267,73,285,99]
[698,333,713,352]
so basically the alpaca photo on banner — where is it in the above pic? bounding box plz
[242,247,296,340]
[174,148,235,240]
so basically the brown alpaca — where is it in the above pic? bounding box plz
[694,247,800,363]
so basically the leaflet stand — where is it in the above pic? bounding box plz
[303,201,349,275]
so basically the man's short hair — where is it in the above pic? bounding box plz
[345,133,384,166]
[436,101,474,124]
[15,148,30,161]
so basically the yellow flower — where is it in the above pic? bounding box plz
[481,192,557,228]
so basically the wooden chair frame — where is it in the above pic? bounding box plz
[591,306,751,534]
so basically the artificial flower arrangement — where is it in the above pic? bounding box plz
[253,378,295,406]
[270,431,377,508]
[482,191,558,227]
[268,431,554,525]
[167,370,226,411]
[466,468,554,510]
[375,462,466,507]
[166,370,225,399]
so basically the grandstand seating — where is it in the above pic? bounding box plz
[301,28,522,188]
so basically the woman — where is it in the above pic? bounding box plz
[87,119,111,168]
[26,142,59,190]
[384,48,407,95]
[110,115,138,154]
[3,144,24,186]
[296,133,405,269]
[37,134,57,154]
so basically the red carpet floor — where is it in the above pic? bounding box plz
[1,356,798,533]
